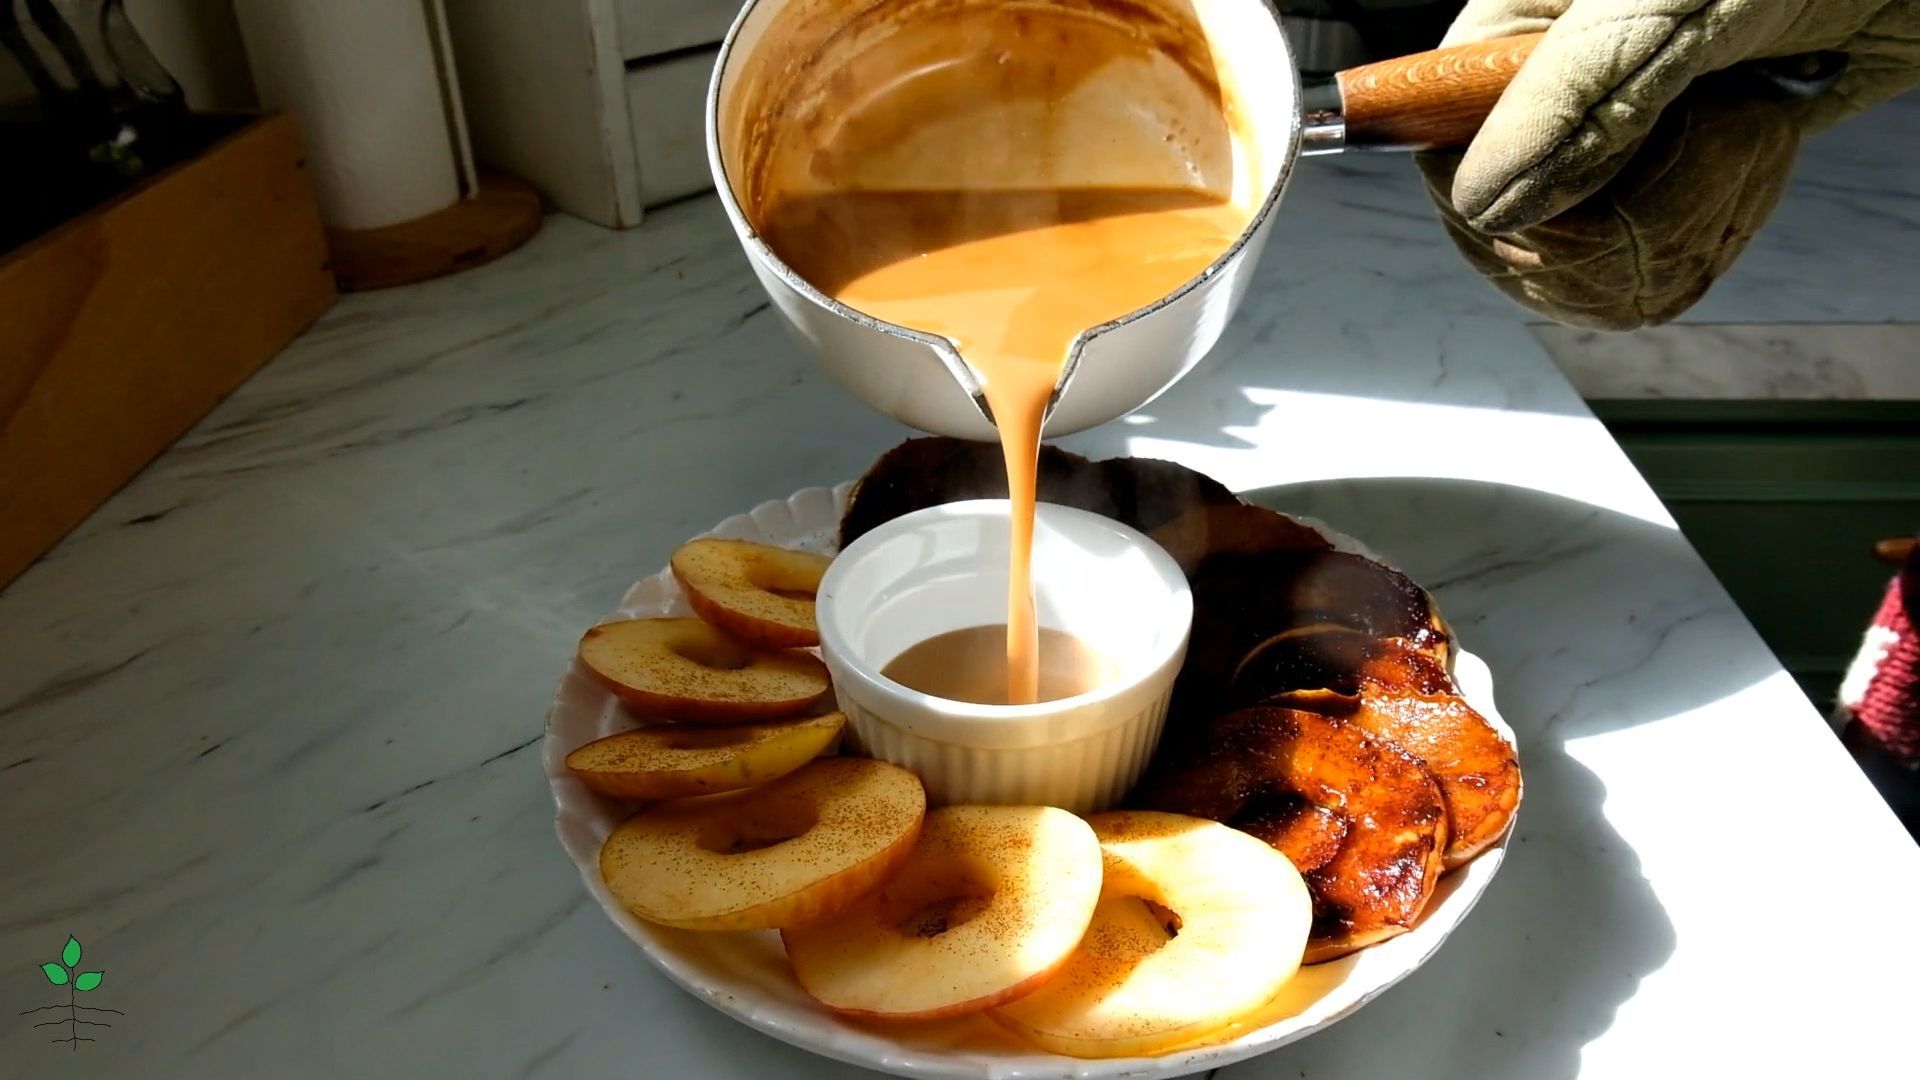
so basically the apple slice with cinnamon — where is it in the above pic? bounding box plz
[1131,703,1447,963]
[599,757,924,931]
[782,805,1102,1020]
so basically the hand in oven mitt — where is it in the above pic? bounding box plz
[1416,0,1920,329]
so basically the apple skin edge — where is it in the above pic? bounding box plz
[565,713,845,802]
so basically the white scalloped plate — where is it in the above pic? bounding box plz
[543,484,1518,1079]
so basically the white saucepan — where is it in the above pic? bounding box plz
[706,0,1540,440]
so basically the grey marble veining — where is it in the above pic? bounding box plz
[1536,323,1920,400]
[2,94,1919,1079]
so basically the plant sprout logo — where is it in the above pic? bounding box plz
[20,935,120,1050]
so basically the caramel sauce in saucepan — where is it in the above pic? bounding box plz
[749,3,1252,702]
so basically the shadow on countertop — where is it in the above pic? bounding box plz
[1215,475,1778,1078]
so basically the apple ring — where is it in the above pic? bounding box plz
[578,617,829,722]
[565,713,845,801]
[599,757,925,931]
[782,806,1103,1021]
[672,538,832,649]
[989,811,1313,1059]
[1130,703,1447,963]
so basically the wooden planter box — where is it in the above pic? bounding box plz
[0,112,335,590]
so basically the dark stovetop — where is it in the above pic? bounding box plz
[1278,0,1467,72]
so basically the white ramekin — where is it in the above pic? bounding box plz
[816,500,1192,814]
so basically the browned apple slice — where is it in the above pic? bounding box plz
[1229,624,1454,701]
[1231,627,1520,868]
[838,437,1108,548]
[1149,502,1333,575]
[1190,549,1448,664]
[1169,549,1451,731]
[1130,703,1447,963]
[1094,456,1240,536]
[836,437,1239,547]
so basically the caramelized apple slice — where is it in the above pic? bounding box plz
[1149,502,1332,575]
[1232,627,1520,868]
[1190,549,1448,666]
[1229,624,1453,701]
[1131,704,1447,963]
[1170,549,1450,730]
[836,437,1238,546]
[1094,456,1239,536]
[838,438,1107,547]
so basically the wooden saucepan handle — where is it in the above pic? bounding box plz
[1328,33,1544,151]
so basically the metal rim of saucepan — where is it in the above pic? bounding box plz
[703,0,1305,428]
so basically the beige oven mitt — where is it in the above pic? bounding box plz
[1416,0,1920,329]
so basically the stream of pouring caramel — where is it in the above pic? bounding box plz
[752,5,1251,703]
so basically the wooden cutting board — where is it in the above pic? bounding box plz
[0,112,335,590]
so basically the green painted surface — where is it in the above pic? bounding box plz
[1590,399,1920,713]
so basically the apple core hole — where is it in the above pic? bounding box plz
[671,636,753,671]
[659,727,757,751]
[696,794,818,854]
[1143,898,1182,939]
[878,860,997,939]
[746,560,820,603]
[1083,894,1182,960]
[901,893,993,938]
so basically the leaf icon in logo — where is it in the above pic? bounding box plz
[63,936,81,968]
[42,963,68,986]
[75,971,103,992]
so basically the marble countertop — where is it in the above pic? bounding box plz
[5,95,1920,1079]
[1538,321,1920,401]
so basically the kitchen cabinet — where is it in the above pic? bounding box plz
[444,0,739,229]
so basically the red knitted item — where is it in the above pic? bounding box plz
[1841,543,1920,767]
